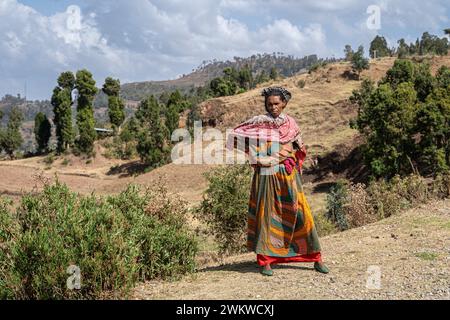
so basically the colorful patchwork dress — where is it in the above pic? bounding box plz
[248,140,322,266]
[228,113,323,266]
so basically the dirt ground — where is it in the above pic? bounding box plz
[132,198,450,300]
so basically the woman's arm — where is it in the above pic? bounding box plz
[248,141,294,167]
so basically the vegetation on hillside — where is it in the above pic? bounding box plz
[195,165,253,255]
[350,59,450,179]
[0,179,198,299]
[120,53,321,101]
[325,172,450,231]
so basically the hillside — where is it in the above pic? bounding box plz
[119,53,321,101]
[132,198,450,300]
[1,55,449,213]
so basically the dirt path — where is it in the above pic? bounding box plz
[132,198,450,300]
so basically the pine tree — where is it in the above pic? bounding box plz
[344,44,354,61]
[34,112,51,153]
[269,67,278,80]
[397,39,410,58]
[165,91,182,138]
[102,77,125,130]
[51,71,75,153]
[75,69,98,155]
[1,107,24,159]
[369,35,390,58]
[136,95,169,167]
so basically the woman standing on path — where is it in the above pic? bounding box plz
[227,86,329,276]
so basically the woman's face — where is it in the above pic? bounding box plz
[266,95,287,118]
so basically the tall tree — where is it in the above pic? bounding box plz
[165,91,183,137]
[238,65,253,90]
[1,107,24,159]
[269,67,278,80]
[351,45,370,80]
[165,103,179,139]
[136,95,169,167]
[397,39,410,58]
[102,77,125,130]
[51,71,75,153]
[369,35,390,58]
[34,112,51,153]
[344,44,354,61]
[75,69,98,154]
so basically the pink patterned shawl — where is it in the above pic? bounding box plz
[227,113,307,171]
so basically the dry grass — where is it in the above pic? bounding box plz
[1,56,449,207]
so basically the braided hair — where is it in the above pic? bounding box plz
[261,86,292,103]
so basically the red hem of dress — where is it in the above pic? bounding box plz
[256,252,322,266]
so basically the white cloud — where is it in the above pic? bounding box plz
[0,0,448,100]
[0,0,331,99]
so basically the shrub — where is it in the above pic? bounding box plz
[365,176,405,219]
[345,183,377,228]
[308,62,322,74]
[325,173,449,230]
[0,197,20,299]
[313,212,338,236]
[0,179,198,299]
[389,174,430,204]
[104,136,138,160]
[365,174,430,219]
[297,79,306,88]
[43,152,55,165]
[430,171,450,198]
[325,179,350,231]
[195,165,253,255]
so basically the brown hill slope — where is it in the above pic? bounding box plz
[1,56,449,208]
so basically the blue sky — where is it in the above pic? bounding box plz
[0,0,449,100]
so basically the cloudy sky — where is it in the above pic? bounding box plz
[1,0,449,100]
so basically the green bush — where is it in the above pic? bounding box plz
[366,174,430,219]
[0,197,20,299]
[0,180,198,299]
[195,165,253,255]
[104,136,137,160]
[325,179,350,231]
